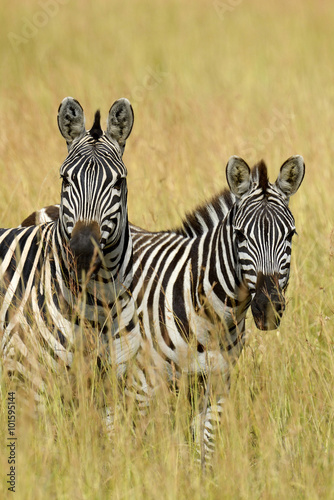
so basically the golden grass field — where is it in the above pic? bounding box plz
[0,0,334,498]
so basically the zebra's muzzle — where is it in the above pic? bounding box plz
[70,221,102,279]
[251,273,285,331]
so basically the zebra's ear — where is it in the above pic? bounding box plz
[275,155,305,199]
[57,97,86,151]
[226,156,251,197]
[106,98,134,152]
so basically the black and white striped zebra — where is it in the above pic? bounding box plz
[131,155,304,458]
[1,97,140,400]
[20,155,305,461]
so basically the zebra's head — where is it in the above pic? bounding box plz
[226,155,305,330]
[57,97,134,278]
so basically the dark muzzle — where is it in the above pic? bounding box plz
[251,273,285,331]
[70,221,102,279]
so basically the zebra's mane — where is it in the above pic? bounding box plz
[89,110,103,140]
[174,161,269,238]
[250,159,269,193]
[173,188,235,237]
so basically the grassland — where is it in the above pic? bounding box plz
[0,0,333,498]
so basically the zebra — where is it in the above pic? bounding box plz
[20,154,305,462]
[1,96,140,402]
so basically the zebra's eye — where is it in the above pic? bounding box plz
[113,178,124,190]
[287,229,297,241]
[60,174,70,188]
[235,229,246,242]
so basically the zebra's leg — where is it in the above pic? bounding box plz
[191,393,226,469]
[103,342,156,439]
[190,365,231,469]
[125,342,157,417]
[191,319,247,467]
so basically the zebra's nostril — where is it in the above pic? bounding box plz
[275,301,285,316]
[250,301,261,317]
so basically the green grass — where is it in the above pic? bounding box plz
[0,0,334,498]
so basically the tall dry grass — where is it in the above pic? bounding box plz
[0,0,334,498]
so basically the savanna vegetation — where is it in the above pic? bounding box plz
[0,0,333,498]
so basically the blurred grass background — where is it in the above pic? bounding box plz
[0,0,333,498]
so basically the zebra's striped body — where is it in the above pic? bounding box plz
[1,97,140,398]
[20,155,305,461]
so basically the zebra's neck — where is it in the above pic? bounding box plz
[97,221,134,292]
[194,206,249,320]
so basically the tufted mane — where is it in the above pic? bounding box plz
[89,110,103,140]
[251,160,269,193]
[173,188,234,237]
[173,161,271,238]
